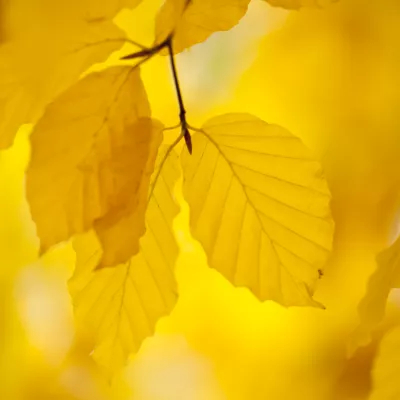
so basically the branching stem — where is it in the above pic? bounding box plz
[167,39,186,124]
[121,35,192,153]
[167,37,192,154]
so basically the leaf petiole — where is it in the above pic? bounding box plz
[166,37,192,154]
[120,37,170,60]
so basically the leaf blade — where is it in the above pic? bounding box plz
[26,66,154,265]
[0,18,125,149]
[155,0,251,54]
[353,238,400,347]
[69,147,180,373]
[182,113,334,307]
[263,0,338,9]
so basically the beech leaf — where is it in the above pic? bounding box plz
[0,18,125,149]
[155,0,251,54]
[69,147,180,373]
[27,66,156,266]
[181,113,334,307]
[354,237,400,347]
[263,0,338,9]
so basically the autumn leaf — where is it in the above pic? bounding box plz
[368,325,400,400]
[6,0,143,30]
[0,0,8,43]
[155,0,251,54]
[263,0,338,9]
[69,147,180,372]
[94,118,163,268]
[83,0,144,21]
[0,13,125,149]
[354,238,400,347]
[181,113,334,307]
[27,66,156,266]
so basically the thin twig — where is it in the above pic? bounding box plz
[148,133,184,201]
[167,38,192,154]
[163,123,181,131]
[167,39,186,123]
[70,38,148,55]
[121,37,170,61]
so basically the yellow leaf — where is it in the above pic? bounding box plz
[263,0,338,9]
[95,119,163,268]
[354,238,400,347]
[181,113,334,307]
[7,0,143,30]
[155,0,251,54]
[0,16,125,149]
[84,0,144,20]
[0,0,7,43]
[27,66,152,260]
[69,147,180,373]
[369,325,400,400]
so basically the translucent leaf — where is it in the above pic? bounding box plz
[6,0,143,30]
[155,0,251,54]
[0,16,124,149]
[69,148,180,373]
[94,119,163,268]
[369,326,400,400]
[27,66,155,264]
[84,0,144,20]
[0,0,7,43]
[263,0,338,9]
[181,113,334,307]
[355,238,400,346]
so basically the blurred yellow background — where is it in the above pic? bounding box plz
[2,0,400,399]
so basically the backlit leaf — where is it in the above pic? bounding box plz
[181,113,334,307]
[369,326,400,400]
[155,0,251,54]
[0,14,125,149]
[0,0,8,43]
[69,147,180,372]
[6,0,143,32]
[94,118,163,268]
[84,0,144,20]
[263,0,338,9]
[27,66,154,264]
[355,238,400,346]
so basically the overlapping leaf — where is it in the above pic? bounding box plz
[6,0,143,32]
[181,113,334,307]
[27,66,158,267]
[263,0,338,9]
[0,1,126,150]
[155,0,251,54]
[69,147,180,372]
[83,0,144,20]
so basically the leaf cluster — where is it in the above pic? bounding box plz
[9,0,399,379]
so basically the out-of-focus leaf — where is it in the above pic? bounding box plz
[181,113,334,307]
[69,147,180,373]
[354,238,400,347]
[7,0,143,31]
[369,325,400,400]
[155,0,251,54]
[94,118,163,268]
[27,66,156,266]
[263,0,338,10]
[0,2,125,149]
[84,0,144,20]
